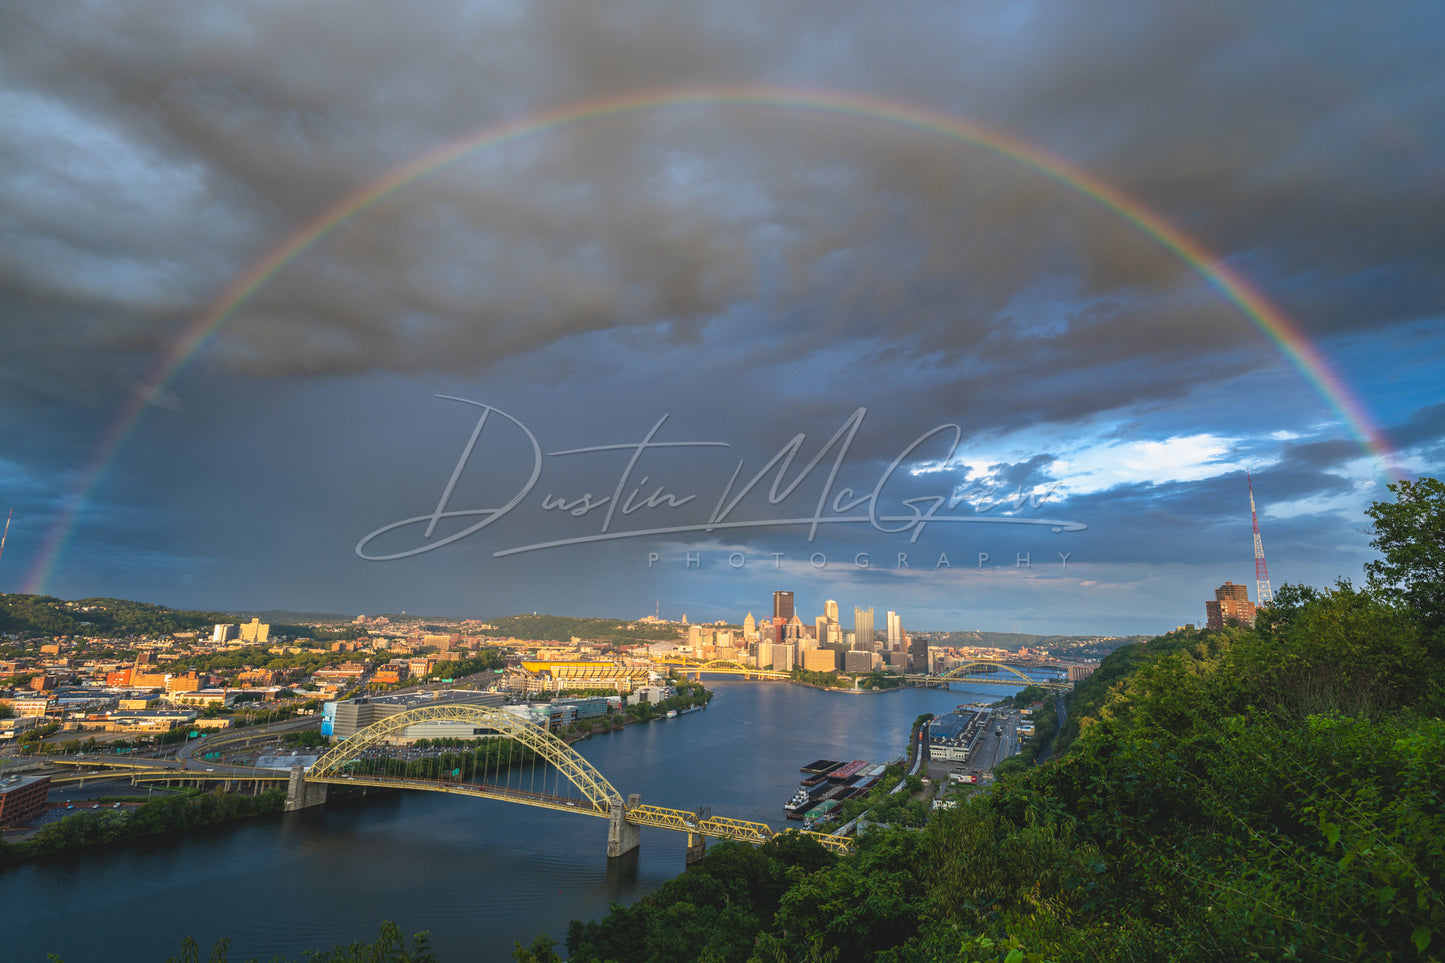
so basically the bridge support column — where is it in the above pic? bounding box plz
[685,831,707,866]
[284,765,327,812]
[608,793,641,858]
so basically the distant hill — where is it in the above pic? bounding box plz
[0,594,230,638]
[487,613,683,645]
[922,629,1149,660]
[238,609,357,624]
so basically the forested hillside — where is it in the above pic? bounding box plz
[0,595,231,638]
[538,478,1445,963]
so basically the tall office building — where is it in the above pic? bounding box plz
[853,606,875,652]
[816,601,842,652]
[910,631,929,668]
[886,611,903,652]
[773,591,795,621]
[1205,581,1256,630]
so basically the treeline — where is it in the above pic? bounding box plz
[422,649,505,679]
[0,788,287,865]
[536,478,1445,961]
[790,667,842,687]
[172,644,345,675]
[856,668,906,690]
[0,594,231,639]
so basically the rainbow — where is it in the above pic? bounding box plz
[23,84,1402,594]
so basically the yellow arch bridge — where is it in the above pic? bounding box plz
[907,661,1072,691]
[655,655,1068,690]
[650,657,792,681]
[297,704,852,861]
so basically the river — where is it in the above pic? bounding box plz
[5,679,1036,962]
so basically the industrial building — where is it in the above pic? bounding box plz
[324,689,505,742]
[0,774,52,828]
[927,709,984,763]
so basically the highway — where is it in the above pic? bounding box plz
[29,715,324,786]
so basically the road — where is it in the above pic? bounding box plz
[20,715,324,788]
[174,714,320,772]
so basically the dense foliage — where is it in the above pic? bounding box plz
[0,788,287,865]
[544,478,1445,962]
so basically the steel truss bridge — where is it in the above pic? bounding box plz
[302,703,852,858]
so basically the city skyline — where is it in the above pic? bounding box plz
[1,4,1441,637]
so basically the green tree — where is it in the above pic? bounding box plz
[512,934,564,962]
[1365,476,1445,635]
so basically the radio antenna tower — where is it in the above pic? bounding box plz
[1247,472,1273,605]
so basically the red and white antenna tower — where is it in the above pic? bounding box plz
[1247,472,1273,605]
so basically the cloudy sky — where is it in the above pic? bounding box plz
[1,1,1441,636]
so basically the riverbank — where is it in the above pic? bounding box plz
[0,786,289,866]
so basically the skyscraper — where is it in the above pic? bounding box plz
[853,606,875,652]
[816,600,841,652]
[886,611,903,652]
[773,591,795,621]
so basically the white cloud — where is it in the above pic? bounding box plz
[1049,434,1239,494]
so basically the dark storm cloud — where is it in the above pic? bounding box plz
[4,0,1441,406]
[4,1,1442,625]
[1390,402,1445,451]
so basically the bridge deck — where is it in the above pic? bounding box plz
[305,775,852,851]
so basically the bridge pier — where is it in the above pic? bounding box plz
[685,831,707,866]
[608,793,641,858]
[285,765,328,812]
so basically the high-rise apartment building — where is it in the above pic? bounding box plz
[853,606,875,652]
[1205,581,1257,630]
[773,591,795,621]
[239,618,269,645]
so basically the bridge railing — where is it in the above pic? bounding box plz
[626,803,852,853]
